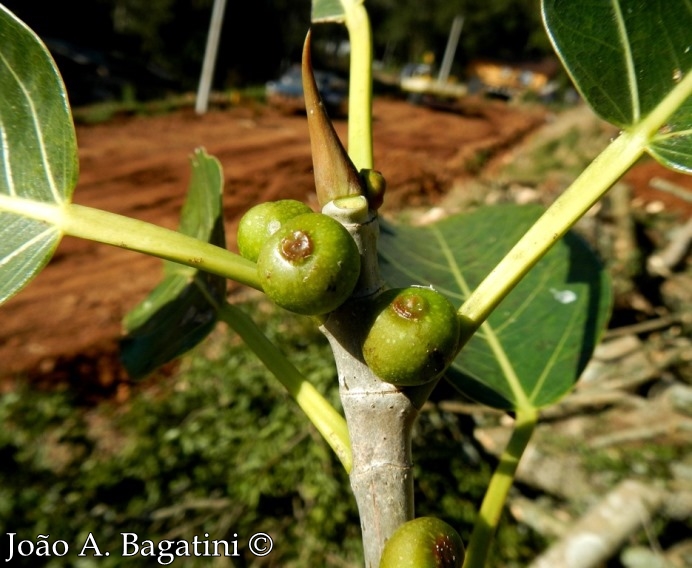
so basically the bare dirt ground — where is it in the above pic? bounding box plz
[1,96,689,393]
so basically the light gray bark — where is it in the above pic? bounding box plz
[323,320,418,567]
[320,197,423,566]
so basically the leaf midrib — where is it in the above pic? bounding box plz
[430,226,530,409]
[0,50,62,204]
[611,0,640,123]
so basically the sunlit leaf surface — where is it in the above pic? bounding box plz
[311,0,346,23]
[0,4,78,303]
[543,0,692,173]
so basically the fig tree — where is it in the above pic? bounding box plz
[237,199,312,262]
[362,287,460,386]
[380,517,464,568]
[257,212,361,315]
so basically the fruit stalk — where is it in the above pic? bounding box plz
[319,197,419,567]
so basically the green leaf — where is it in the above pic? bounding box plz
[311,0,346,23]
[649,94,692,174]
[121,149,227,379]
[0,4,78,303]
[378,206,612,411]
[542,0,692,173]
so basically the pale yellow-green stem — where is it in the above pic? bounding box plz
[343,1,374,170]
[0,196,262,290]
[458,70,692,344]
[219,303,353,472]
[463,408,538,568]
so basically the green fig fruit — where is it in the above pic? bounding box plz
[257,212,361,315]
[362,287,460,386]
[237,199,312,262]
[380,517,464,568]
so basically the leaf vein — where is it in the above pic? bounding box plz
[0,124,16,196]
[612,0,640,122]
[0,50,62,204]
[0,225,56,267]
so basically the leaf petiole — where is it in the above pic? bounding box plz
[463,407,538,568]
[219,302,353,472]
[457,70,692,344]
[342,0,374,170]
[0,195,262,289]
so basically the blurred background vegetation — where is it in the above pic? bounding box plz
[0,300,543,567]
[1,0,552,105]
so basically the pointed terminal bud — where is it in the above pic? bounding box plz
[302,30,364,207]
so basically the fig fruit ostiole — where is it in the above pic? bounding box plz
[379,517,465,568]
[362,286,460,386]
[237,199,312,262]
[256,212,361,315]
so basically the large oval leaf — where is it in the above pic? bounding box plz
[378,206,612,411]
[0,5,78,303]
[542,0,692,173]
[312,0,346,23]
[121,149,227,379]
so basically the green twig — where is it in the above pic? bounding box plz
[463,408,538,568]
[218,302,353,472]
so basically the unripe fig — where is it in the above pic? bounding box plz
[257,212,361,315]
[380,517,464,568]
[362,287,460,386]
[237,199,312,262]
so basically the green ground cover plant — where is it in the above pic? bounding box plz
[0,304,543,567]
[1,0,690,566]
